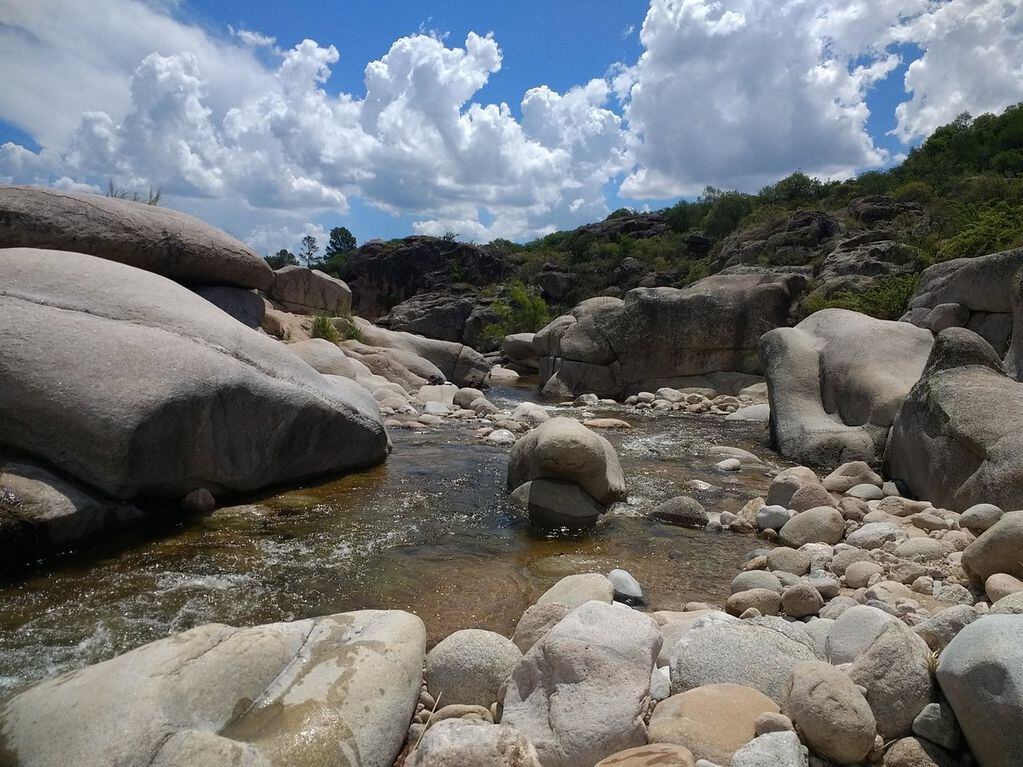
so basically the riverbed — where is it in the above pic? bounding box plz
[0,383,786,697]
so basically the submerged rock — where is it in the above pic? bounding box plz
[0,611,426,767]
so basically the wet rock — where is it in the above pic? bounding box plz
[0,611,425,767]
[510,479,606,530]
[426,629,522,708]
[650,496,709,529]
[936,614,1023,767]
[647,683,779,764]
[507,417,626,506]
[608,568,644,603]
[501,601,661,767]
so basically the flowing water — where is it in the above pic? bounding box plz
[0,382,788,698]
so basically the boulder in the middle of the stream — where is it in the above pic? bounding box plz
[507,417,626,529]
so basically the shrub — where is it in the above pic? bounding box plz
[801,275,919,321]
[331,314,366,343]
[311,314,340,343]
[894,180,935,204]
[936,200,1023,261]
[481,281,550,345]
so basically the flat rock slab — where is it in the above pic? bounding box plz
[0,610,426,767]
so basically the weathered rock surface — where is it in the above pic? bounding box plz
[647,683,779,764]
[510,479,606,529]
[760,309,933,465]
[354,318,489,387]
[885,327,1023,510]
[507,418,626,505]
[936,615,1023,767]
[783,661,876,763]
[0,248,389,500]
[406,719,541,767]
[193,286,265,329]
[0,186,273,289]
[962,511,1023,582]
[501,601,661,767]
[0,611,425,767]
[267,266,352,316]
[593,743,695,767]
[536,573,615,610]
[426,629,522,708]
[670,618,819,702]
[539,273,806,398]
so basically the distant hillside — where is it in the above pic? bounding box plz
[317,102,1023,348]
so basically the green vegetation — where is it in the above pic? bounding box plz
[310,314,340,343]
[331,314,366,343]
[482,281,551,345]
[801,275,920,321]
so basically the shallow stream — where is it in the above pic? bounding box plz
[0,381,787,697]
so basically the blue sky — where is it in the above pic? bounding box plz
[1,0,1021,250]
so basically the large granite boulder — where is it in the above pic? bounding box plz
[353,319,489,388]
[540,273,806,398]
[501,601,661,767]
[760,308,933,465]
[266,266,352,316]
[885,327,1023,510]
[192,286,265,329]
[341,236,506,320]
[961,511,1023,583]
[0,611,426,767]
[0,248,389,501]
[506,417,626,506]
[0,185,272,289]
[936,615,1023,767]
[379,291,477,343]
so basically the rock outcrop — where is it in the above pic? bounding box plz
[0,611,426,767]
[539,273,806,398]
[266,265,352,315]
[0,248,389,501]
[353,319,490,388]
[885,327,1023,510]
[0,185,272,289]
[341,236,506,320]
[760,308,933,466]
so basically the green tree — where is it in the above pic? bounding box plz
[326,226,357,258]
[265,249,298,269]
[299,235,319,266]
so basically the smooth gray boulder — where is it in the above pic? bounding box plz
[778,507,845,547]
[782,661,875,764]
[501,601,661,767]
[962,510,1023,583]
[0,185,273,289]
[760,309,933,466]
[536,573,615,610]
[507,417,626,506]
[670,618,819,703]
[0,611,426,767]
[885,327,1023,510]
[425,629,522,708]
[0,248,389,500]
[502,333,541,372]
[267,266,352,316]
[286,338,360,378]
[539,273,805,398]
[730,731,806,767]
[936,614,1023,767]
[354,318,489,387]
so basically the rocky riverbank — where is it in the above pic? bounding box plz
[2,185,1022,766]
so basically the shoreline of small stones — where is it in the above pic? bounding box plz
[394,448,1023,767]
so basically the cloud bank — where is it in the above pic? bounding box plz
[1,0,1021,247]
